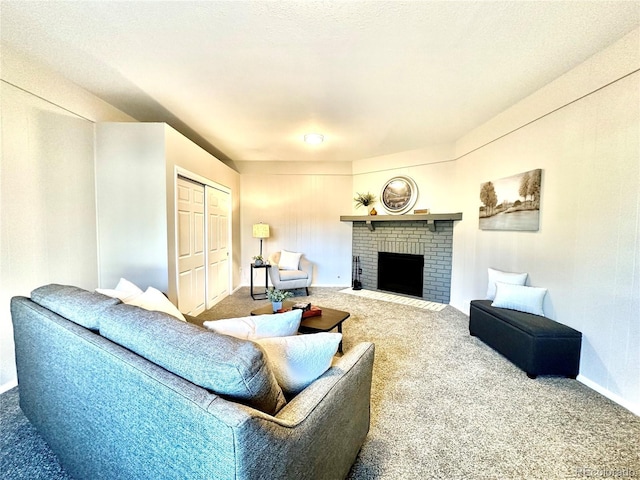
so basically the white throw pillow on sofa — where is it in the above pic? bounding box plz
[279,250,302,270]
[491,282,547,316]
[126,287,186,321]
[96,277,143,302]
[486,268,528,300]
[256,333,342,396]
[203,309,302,340]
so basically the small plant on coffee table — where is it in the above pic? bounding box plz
[266,288,293,312]
[266,288,293,302]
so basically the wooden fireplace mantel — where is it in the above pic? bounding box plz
[340,213,463,232]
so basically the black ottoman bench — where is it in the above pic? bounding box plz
[469,300,582,379]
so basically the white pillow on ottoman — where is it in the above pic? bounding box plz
[279,250,302,270]
[486,267,528,300]
[203,309,303,340]
[491,282,547,316]
[256,333,342,396]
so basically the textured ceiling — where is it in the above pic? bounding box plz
[1,1,639,164]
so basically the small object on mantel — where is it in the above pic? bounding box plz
[414,208,430,214]
[369,207,377,215]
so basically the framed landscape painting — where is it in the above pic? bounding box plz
[479,169,542,231]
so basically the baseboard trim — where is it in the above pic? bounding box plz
[0,380,18,395]
[577,374,639,416]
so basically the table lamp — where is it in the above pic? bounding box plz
[252,223,270,257]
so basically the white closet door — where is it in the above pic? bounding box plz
[177,177,206,316]
[206,186,230,308]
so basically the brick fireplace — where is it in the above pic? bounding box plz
[351,220,454,304]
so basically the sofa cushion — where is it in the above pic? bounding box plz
[491,282,547,316]
[486,267,528,300]
[31,284,121,331]
[95,277,143,302]
[97,279,186,321]
[202,309,302,340]
[279,270,308,281]
[125,286,186,321]
[256,333,342,396]
[279,250,302,270]
[100,304,287,414]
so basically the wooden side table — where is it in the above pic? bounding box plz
[250,263,271,300]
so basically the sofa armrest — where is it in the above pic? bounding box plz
[299,256,313,279]
[230,342,375,479]
[267,264,282,284]
[274,341,373,424]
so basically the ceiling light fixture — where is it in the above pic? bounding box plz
[304,133,324,145]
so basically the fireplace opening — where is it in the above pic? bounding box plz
[378,252,424,297]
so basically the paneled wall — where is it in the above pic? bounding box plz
[238,162,353,288]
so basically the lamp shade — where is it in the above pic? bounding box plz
[252,223,270,239]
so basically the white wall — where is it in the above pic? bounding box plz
[95,123,242,304]
[95,123,170,291]
[450,29,640,415]
[351,144,458,215]
[345,30,640,414]
[0,45,133,392]
[237,161,353,287]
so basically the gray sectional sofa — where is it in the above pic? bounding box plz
[11,285,375,480]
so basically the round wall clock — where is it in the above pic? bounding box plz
[380,176,418,214]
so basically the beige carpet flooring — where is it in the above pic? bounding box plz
[198,287,640,480]
[338,288,447,311]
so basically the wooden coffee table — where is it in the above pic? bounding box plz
[250,301,350,353]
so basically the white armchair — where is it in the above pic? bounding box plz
[267,251,313,295]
